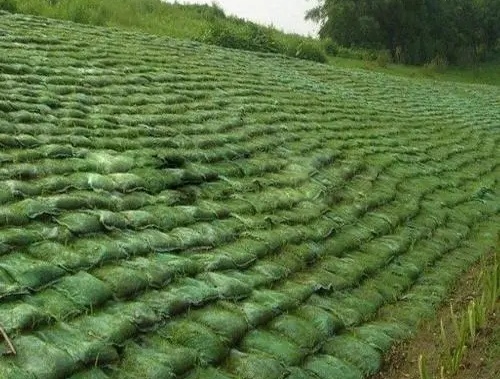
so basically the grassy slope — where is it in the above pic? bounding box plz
[0,10,499,379]
[10,0,215,39]
[6,0,327,62]
[3,0,499,85]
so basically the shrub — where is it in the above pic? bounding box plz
[203,21,307,59]
[288,40,328,63]
[376,50,392,68]
[0,0,17,12]
[322,38,339,56]
[204,22,243,50]
[425,55,448,73]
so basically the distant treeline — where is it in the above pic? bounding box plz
[307,0,500,65]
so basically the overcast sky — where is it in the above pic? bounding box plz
[165,0,320,37]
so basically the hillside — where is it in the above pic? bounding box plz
[0,10,499,379]
[1,0,328,63]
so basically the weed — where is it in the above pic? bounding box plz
[419,250,499,378]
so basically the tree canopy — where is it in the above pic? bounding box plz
[306,0,500,65]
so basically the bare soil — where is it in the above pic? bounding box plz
[372,253,499,379]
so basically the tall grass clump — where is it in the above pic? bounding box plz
[418,250,499,379]
[201,21,284,54]
[0,0,16,12]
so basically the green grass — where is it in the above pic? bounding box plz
[329,56,500,86]
[4,0,327,62]
[0,10,499,379]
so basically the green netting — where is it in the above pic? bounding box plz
[49,194,91,211]
[1,180,41,199]
[320,255,366,282]
[56,213,103,235]
[93,265,149,299]
[0,302,51,333]
[253,288,299,313]
[303,354,363,379]
[69,368,109,379]
[108,173,146,193]
[92,210,128,231]
[0,10,499,379]
[68,237,128,268]
[0,228,40,254]
[73,307,138,344]
[219,238,267,266]
[353,322,410,352]
[186,250,236,272]
[162,320,227,364]
[0,187,15,206]
[113,344,177,379]
[27,241,89,270]
[269,314,322,350]
[308,294,361,327]
[41,144,74,159]
[236,299,275,328]
[120,210,159,230]
[198,271,252,300]
[294,304,343,338]
[117,256,172,288]
[86,151,135,174]
[145,336,204,375]
[136,229,178,253]
[241,329,303,365]
[0,361,35,379]
[119,192,155,211]
[36,322,119,368]
[184,367,235,379]
[191,305,248,344]
[0,254,66,289]
[26,288,79,321]
[285,367,317,379]
[225,350,286,379]
[8,335,76,378]
[326,226,372,256]
[70,173,114,192]
[140,277,219,317]
[197,200,231,219]
[0,266,24,299]
[0,205,30,227]
[321,334,382,375]
[253,261,292,282]
[369,270,414,301]
[55,271,112,308]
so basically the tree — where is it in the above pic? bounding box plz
[306,0,500,64]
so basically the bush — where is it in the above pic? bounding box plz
[0,0,17,12]
[335,46,380,61]
[376,50,392,68]
[202,22,279,53]
[425,55,448,73]
[322,38,339,56]
[286,39,327,63]
[202,21,328,63]
[190,2,226,21]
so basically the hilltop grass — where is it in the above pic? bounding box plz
[3,0,327,62]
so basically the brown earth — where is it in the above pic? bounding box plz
[372,252,499,379]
